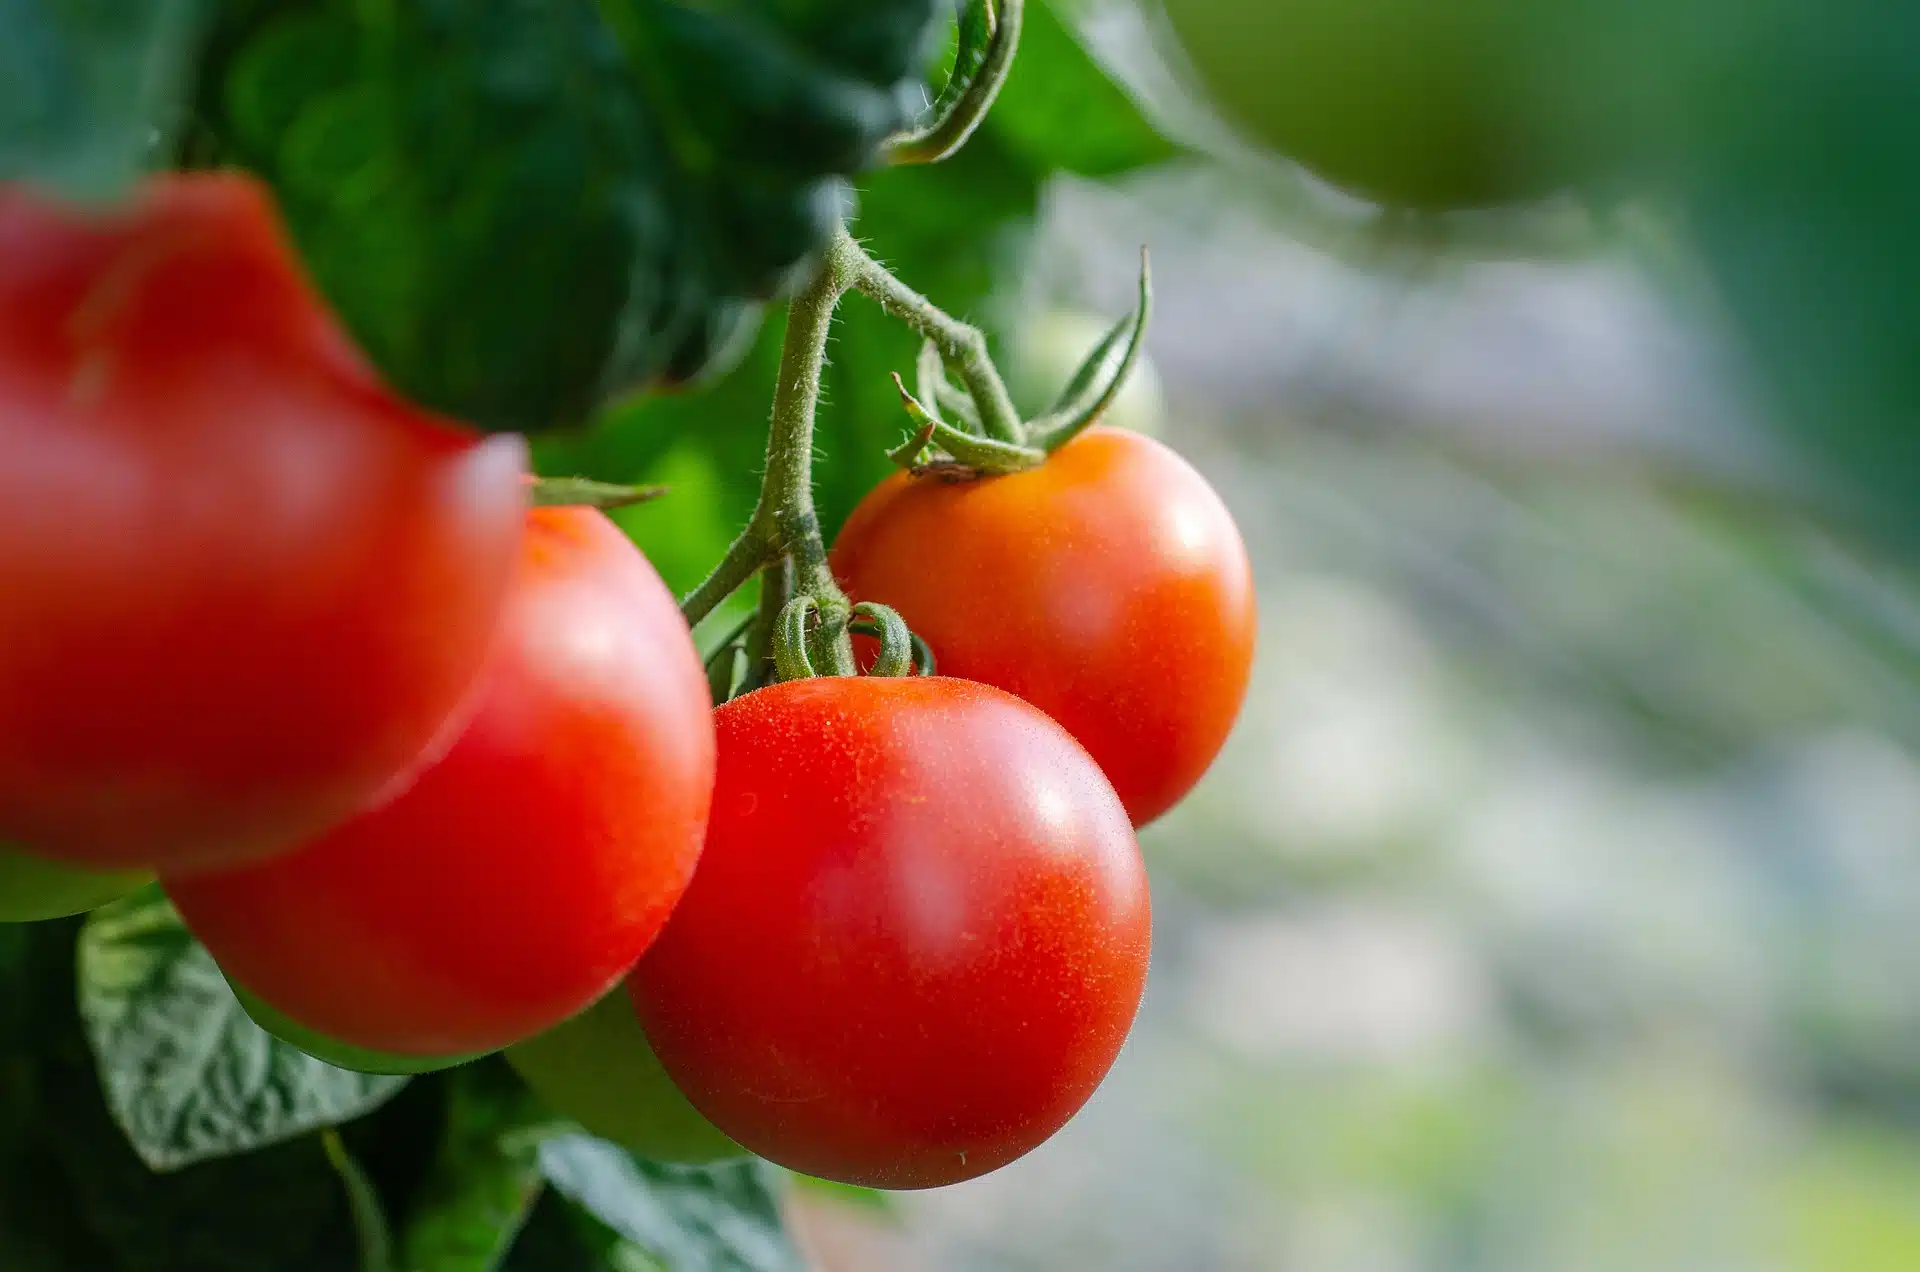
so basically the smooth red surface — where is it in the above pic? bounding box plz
[167,508,716,1058]
[0,173,527,871]
[631,676,1151,1190]
[832,427,1256,826]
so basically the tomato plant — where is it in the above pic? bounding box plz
[1,2,1229,1260]
[0,844,147,924]
[165,506,715,1061]
[631,676,1152,1190]
[506,991,744,1164]
[0,173,528,874]
[833,426,1257,826]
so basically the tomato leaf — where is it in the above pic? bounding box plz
[986,0,1177,178]
[198,0,947,434]
[0,0,205,200]
[537,1134,802,1272]
[398,1067,556,1272]
[76,887,410,1172]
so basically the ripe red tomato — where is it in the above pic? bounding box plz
[832,427,1256,826]
[631,676,1151,1190]
[167,507,716,1060]
[0,173,527,873]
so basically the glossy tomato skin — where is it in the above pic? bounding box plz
[0,174,527,872]
[832,427,1256,827]
[167,507,716,1059]
[632,676,1151,1190]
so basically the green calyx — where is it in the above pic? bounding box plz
[842,239,1155,478]
[770,597,924,684]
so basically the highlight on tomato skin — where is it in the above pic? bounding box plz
[165,505,717,1062]
[0,172,530,875]
[832,426,1257,827]
[632,675,1152,1191]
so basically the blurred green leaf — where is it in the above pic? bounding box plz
[538,1135,801,1272]
[324,1128,396,1272]
[0,0,204,200]
[785,1173,898,1214]
[398,1067,553,1272]
[76,887,408,1172]
[987,0,1177,178]
[1674,2,1920,549]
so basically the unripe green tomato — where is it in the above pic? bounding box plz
[229,979,488,1075]
[1007,310,1165,438]
[1159,0,1569,209]
[506,990,744,1164]
[0,845,148,923]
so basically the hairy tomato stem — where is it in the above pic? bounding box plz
[837,227,1026,444]
[679,226,1034,677]
[883,0,1023,167]
[680,239,856,674]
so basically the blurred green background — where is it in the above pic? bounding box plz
[537,0,1920,1267]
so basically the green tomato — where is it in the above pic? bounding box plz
[506,989,744,1164]
[0,845,148,923]
[229,979,489,1075]
[1160,0,1572,209]
[1007,310,1165,438]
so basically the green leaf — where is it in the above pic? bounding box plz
[985,0,1177,178]
[5,919,360,1271]
[324,1128,397,1272]
[0,0,206,200]
[76,887,409,1172]
[1672,3,1920,550]
[538,1135,802,1272]
[200,0,948,433]
[398,1067,554,1272]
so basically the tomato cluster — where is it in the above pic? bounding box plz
[1,173,1254,1191]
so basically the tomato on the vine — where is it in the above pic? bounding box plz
[832,427,1255,827]
[0,845,147,924]
[167,506,716,1061]
[631,676,1151,1190]
[0,173,528,874]
[507,991,744,1164]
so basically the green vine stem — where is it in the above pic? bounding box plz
[837,227,1026,443]
[739,553,794,693]
[891,374,1043,473]
[773,596,821,682]
[681,241,853,638]
[849,602,915,677]
[884,0,1024,167]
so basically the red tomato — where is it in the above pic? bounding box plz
[631,676,1151,1190]
[832,427,1256,826]
[166,507,716,1059]
[0,173,527,872]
